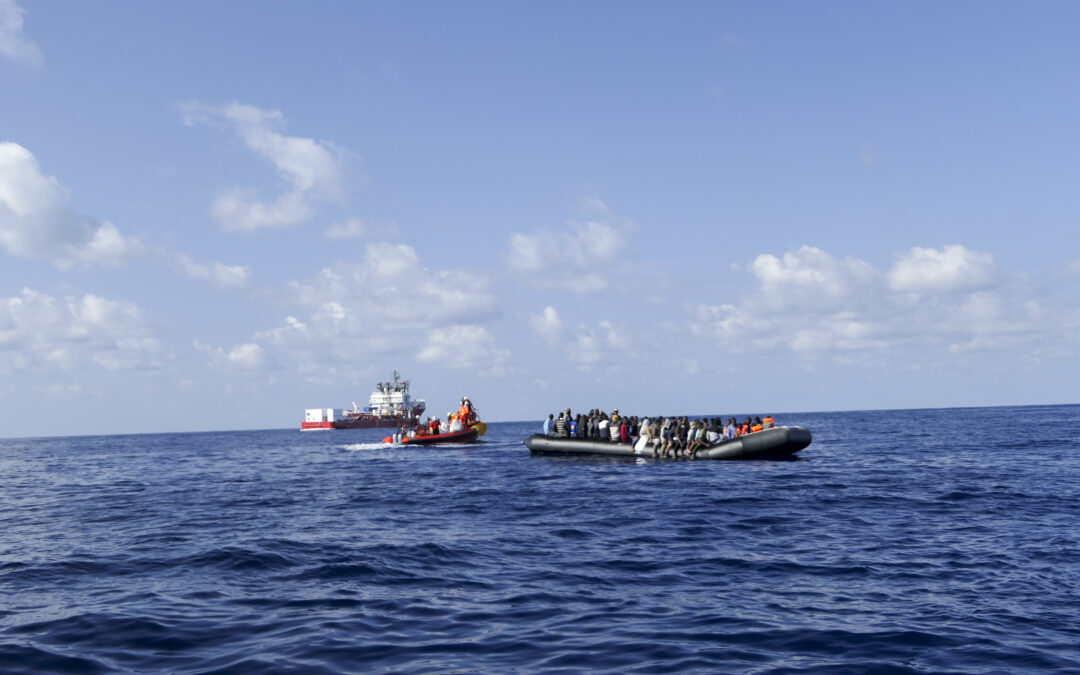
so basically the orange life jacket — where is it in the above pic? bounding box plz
[751,424,763,433]
[739,424,749,435]
[459,405,472,423]
[763,416,774,427]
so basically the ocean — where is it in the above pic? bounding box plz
[1,405,1078,674]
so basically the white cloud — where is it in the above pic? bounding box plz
[178,255,250,288]
[194,340,268,372]
[507,199,633,294]
[567,320,631,367]
[0,142,146,266]
[416,324,512,375]
[324,217,368,240]
[180,101,347,231]
[290,242,497,329]
[888,244,997,294]
[529,306,563,345]
[752,245,880,309]
[1061,259,1080,279]
[0,288,160,374]
[250,242,503,373]
[692,244,1048,362]
[323,216,400,241]
[527,302,632,369]
[0,0,41,66]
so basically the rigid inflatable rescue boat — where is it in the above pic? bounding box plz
[382,421,487,445]
[524,425,811,460]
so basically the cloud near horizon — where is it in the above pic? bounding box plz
[0,287,161,374]
[213,242,504,377]
[691,244,1055,365]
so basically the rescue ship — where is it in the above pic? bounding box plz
[301,371,426,430]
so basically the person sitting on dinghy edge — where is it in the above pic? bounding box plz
[554,411,567,436]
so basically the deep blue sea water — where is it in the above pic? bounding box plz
[2,405,1079,674]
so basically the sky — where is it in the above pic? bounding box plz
[2,1,1079,437]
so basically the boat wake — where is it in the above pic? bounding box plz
[339,443,386,451]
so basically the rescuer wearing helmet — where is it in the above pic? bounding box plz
[458,396,475,425]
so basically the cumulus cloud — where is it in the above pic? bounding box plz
[180,101,347,231]
[888,244,997,293]
[289,242,497,329]
[248,242,505,374]
[751,245,880,309]
[0,0,41,66]
[567,320,632,367]
[324,216,399,240]
[0,288,160,374]
[416,324,512,375]
[527,303,632,369]
[323,217,367,240]
[529,306,563,346]
[194,340,268,372]
[0,142,146,266]
[508,199,633,294]
[177,255,250,288]
[692,244,1046,363]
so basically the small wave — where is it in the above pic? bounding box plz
[179,547,299,573]
[0,643,109,675]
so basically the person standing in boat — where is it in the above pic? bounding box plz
[458,397,476,425]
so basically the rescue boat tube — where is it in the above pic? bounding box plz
[523,425,811,460]
[382,427,480,445]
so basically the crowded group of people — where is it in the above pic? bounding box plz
[542,408,776,458]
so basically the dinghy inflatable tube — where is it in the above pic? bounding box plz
[524,425,811,460]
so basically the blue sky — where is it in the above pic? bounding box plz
[2,1,1079,437]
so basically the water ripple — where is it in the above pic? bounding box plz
[1,408,1079,672]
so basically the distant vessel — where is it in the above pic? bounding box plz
[301,371,426,430]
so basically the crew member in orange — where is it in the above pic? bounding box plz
[458,396,475,425]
